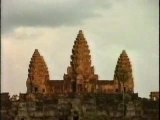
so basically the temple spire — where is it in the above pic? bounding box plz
[79,30,83,34]
[114,50,134,93]
[71,30,92,76]
[122,49,126,54]
[64,30,98,93]
[76,30,86,41]
[26,49,50,94]
[33,49,40,56]
[114,50,132,79]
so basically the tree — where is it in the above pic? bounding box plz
[117,69,129,119]
[117,69,129,92]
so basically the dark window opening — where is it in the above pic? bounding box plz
[58,116,68,120]
[73,111,79,120]
[35,87,38,93]
[42,89,45,93]
[124,87,126,92]
[72,81,76,92]
[73,116,79,120]
[21,118,24,120]
[115,89,118,92]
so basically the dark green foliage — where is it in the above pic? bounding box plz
[141,98,159,109]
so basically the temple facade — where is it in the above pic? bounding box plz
[26,30,134,95]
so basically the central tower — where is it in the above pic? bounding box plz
[64,30,98,94]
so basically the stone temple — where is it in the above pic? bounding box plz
[26,30,134,95]
[1,30,159,120]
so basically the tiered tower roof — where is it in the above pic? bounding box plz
[114,50,133,82]
[28,49,50,82]
[70,30,94,79]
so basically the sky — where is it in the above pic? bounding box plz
[1,0,159,98]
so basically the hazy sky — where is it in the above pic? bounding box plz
[1,0,159,98]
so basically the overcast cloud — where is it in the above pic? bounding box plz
[1,0,159,98]
[2,0,110,33]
